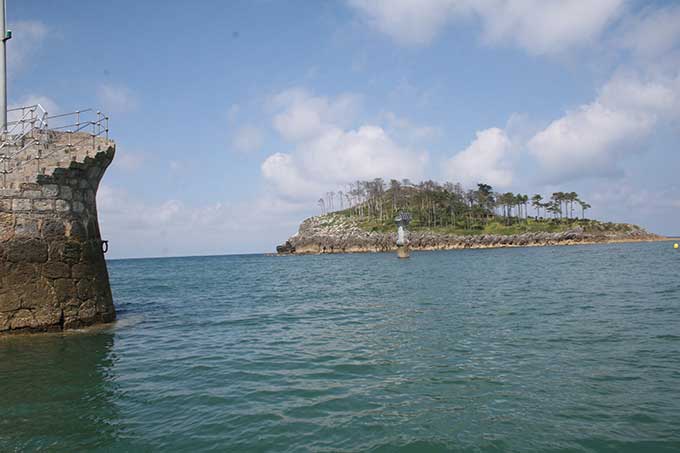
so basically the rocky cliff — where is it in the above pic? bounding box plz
[277,215,664,255]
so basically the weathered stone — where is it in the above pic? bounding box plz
[77,279,95,300]
[33,199,55,212]
[73,201,85,213]
[63,299,80,317]
[23,190,43,199]
[81,241,101,263]
[53,279,76,303]
[55,200,71,212]
[47,242,65,262]
[4,263,39,287]
[6,238,48,263]
[0,212,14,241]
[0,311,10,331]
[0,290,21,312]
[67,220,87,240]
[33,305,62,327]
[43,262,71,279]
[78,299,97,323]
[41,184,60,198]
[12,199,32,211]
[71,262,94,279]
[62,241,82,264]
[41,219,66,239]
[60,186,72,200]
[21,278,57,309]
[0,137,116,334]
[10,309,36,330]
[87,166,101,181]
[14,217,39,237]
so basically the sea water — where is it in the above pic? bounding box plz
[1,242,679,452]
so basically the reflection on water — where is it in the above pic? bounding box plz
[0,332,122,451]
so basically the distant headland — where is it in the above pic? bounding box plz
[277,179,665,255]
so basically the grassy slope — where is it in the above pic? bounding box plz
[326,211,639,236]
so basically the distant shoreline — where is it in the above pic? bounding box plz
[276,214,666,256]
[278,236,668,256]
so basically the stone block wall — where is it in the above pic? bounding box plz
[0,144,115,333]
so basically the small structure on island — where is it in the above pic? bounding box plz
[395,211,411,259]
[0,1,115,333]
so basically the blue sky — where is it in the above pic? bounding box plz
[9,0,680,258]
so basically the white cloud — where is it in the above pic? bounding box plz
[585,180,680,234]
[348,0,624,55]
[271,88,360,141]
[348,0,462,46]
[97,84,138,113]
[231,125,264,153]
[381,111,442,142]
[599,73,680,116]
[304,125,426,183]
[7,20,48,74]
[472,0,624,56]
[444,127,513,188]
[528,73,680,182]
[619,5,680,59]
[261,152,321,199]
[97,184,308,258]
[590,181,680,211]
[113,150,146,172]
[262,89,427,201]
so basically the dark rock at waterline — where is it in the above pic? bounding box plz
[276,241,295,254]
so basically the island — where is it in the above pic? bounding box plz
[276,180,664,255]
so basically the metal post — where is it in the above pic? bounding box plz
[0,153,6,188]
[0,0,8,135]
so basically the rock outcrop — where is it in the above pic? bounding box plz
[0,133,115,334]
[277,215,664,255]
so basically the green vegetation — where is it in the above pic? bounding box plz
[316,179,629,236]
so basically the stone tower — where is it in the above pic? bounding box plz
[0,106,115,333]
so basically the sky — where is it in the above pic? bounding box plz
[8,0,680,258]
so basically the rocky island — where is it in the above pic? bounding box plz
[276,180,664,255]
[277,214,662,255]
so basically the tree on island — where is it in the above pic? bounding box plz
[578,200,591,219]
[531,194,543,218]
[315,179,592,233]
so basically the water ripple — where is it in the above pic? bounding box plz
[1,242,680,451]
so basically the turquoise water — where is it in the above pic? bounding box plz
[2,242,680,452]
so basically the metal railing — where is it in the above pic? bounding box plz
[0,104,48,152]
[44,108,109,145]
[0,104,110,182]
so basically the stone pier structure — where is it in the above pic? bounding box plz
[0,130,115,333]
